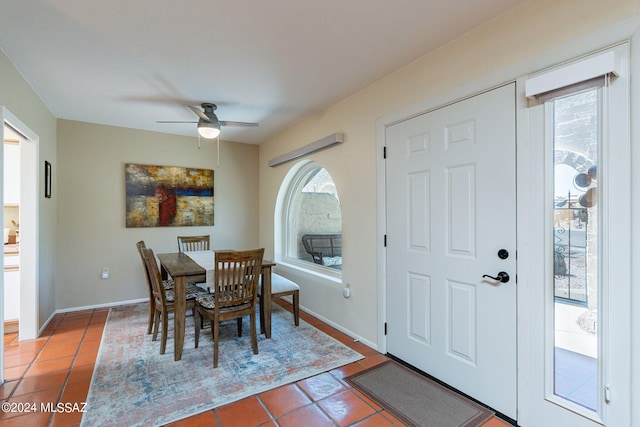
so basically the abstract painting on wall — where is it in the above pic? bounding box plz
[125,163,214,227]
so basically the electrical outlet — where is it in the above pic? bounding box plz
[343,282,351,298]
[101,268,110,279]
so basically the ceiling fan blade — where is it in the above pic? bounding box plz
[188,105,211,122]
[156,120,198,123]
[219,121,259,127]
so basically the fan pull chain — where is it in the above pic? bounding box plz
[198,134,201,150]
[217,135,220,166]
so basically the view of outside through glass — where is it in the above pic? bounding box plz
[287,166,342,270]
[552,88,599,411]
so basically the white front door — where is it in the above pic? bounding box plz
[385,83,517,419]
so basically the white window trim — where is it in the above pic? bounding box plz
[275,160,342,281]
[521,42,631,427]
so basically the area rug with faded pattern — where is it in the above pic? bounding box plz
[81,303,363,427]
[345,360,494,427]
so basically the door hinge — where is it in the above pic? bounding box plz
[384,235,387,247]
[384,322,387,335]
[605,384,611,402]
[383,146,387,159]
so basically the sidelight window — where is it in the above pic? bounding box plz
[525,42,630,426]
[551,87,600,411]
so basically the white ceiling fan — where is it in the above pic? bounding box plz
[157,103,259,139]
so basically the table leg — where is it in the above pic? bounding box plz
[174,276,186,361]
[161,265,169,281]
[262,266,272,338]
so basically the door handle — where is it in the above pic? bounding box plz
[482,271,510,283]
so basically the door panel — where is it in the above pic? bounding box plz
[447,164,475,256]
[386,84,517,418]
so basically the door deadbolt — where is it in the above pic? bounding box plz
[498,249,509,259]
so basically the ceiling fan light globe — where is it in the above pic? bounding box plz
[197,121,220,139]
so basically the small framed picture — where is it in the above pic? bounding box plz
[45,160,52,198]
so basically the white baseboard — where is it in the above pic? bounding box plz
[4,320,19,334]
[39,298,147,336]
[55,298,147,314]
[297,301,378,352]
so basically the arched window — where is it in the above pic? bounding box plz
[278,161,342,276]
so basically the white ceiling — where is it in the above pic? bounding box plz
[0,0,525,144]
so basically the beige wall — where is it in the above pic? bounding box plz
[258,0,640,347]
[0,0,637,346]
[56,120,259,309]
[0,50,58,330]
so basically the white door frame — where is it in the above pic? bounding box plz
[630,26,640,427]
[376,16,640,425]
[1,106,40,383]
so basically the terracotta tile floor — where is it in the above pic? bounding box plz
[1,301,514,426]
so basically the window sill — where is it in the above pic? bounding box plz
[276,259,342,284]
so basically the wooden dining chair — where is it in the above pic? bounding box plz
[177,235,211,287]
[136,240,175,334]
[141,246,209,354]
[177,235,210,252]
[259,274,300,333]
[194,248,264,367]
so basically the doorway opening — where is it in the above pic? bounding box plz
[1,107,39,383]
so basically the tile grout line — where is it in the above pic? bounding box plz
[47,310,95,427]
[46,311,80,427]
[10,313,59,390]
[50,309,103,427]
[254,394,276,426]
[1,310,100,426]
[4,312,61,425]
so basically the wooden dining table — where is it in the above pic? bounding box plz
[156,251,276,361]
